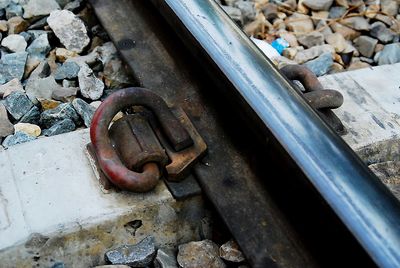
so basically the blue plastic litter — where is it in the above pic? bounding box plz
[271,38,289,55]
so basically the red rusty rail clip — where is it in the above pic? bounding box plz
[90,87,206,192]
[280,65,346,135]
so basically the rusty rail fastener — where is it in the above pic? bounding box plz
[280,65,344,109]
[280,65,345,134]
[90,87,193,192]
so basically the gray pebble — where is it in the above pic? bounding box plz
[105,236,156,267]
[51,86,78,102]
[302,0,333,11]
[78,63,104,100]
[297,32,325,48]
[5,3,23,19]
[381,0,399,16]
[341,16,370,31]
[47,9,90,53]
[72,98,95,127]
[370,22,396,44]
[154,249,178,268]
[0,51,28,84]
[42,118,75,136]
[19,105,41,124]
[303,52,334,77]
[26,75,62,102]
[328,6,346,19]
[27,33,51,60]
[233,1,256,23]
[2,131,35,148]
[378,43,400,65]
[39,102,80,128]
[353,35,378,58]
[4,91,34,120]
[54,61,80,80]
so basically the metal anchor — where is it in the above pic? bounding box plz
[90,87,206,192]
[280,65,346,135]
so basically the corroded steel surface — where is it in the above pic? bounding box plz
[280,65,345,134]
[109,114,168,171]
[90,87,192,192]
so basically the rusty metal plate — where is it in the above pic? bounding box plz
[156,108,207,181]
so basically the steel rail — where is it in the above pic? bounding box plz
[150,0,400,266]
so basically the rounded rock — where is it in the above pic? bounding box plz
[378,43,400,65]
[177,240,226,268]
[303,0,334,11]
[219,240,245,263]
[14,122,41,137]
[353,36,378,58]
[1,34,27,52]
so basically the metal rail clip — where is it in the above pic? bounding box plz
[88,87,207,193]
[280,65,346,135]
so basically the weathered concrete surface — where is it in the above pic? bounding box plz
[0,129,209,268]
[319,63,400,198]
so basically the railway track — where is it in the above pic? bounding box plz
[85,0,400,267]
[0,0,400,267]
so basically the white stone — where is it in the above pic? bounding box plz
[47,10,90,53]
[0,129,208,267]
[78,63,104,100]
[1,34,27,52]
[23,0,60,19]
[294,44,334,64]
[0,0,10,9]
